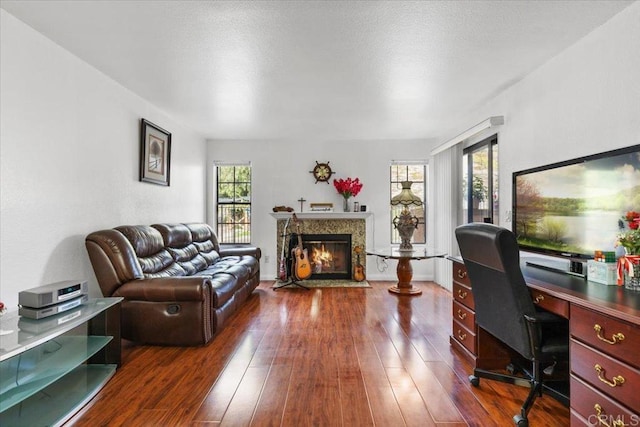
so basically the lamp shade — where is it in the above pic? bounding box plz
[390,181,422,207]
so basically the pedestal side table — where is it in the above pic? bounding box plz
[366,247,447,295]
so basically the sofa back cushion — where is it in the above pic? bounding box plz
[152,223,213,275]
[115,225,186,278]
[185,223,222,265]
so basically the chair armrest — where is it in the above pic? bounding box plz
[523,311,569,358]
[114,277,210,302]
[218,245,261,259]
[523,311,565,324]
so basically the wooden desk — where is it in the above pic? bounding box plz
[448,257,640,426]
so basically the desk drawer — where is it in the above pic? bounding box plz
[453,282,474,310]
[571,339,640,411]
[570,375,639,424]
[530,289,569,318]
[453,319,476,354]
[453,300,475,332]
[571,305,640,369]
[452,262,470,286]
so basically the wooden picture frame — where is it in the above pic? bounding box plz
[140,118,171,186]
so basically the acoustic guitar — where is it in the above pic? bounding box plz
[291,214,312,280]
[278,216,291,281]
[353,245,365,282]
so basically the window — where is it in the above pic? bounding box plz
[216,163,251,243]
[390,162,427,245]
[462,135,498,224]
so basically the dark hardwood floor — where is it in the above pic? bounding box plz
[68,281,569,426]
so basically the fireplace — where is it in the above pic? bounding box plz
[272,213,371,283]
[289,234,352,280]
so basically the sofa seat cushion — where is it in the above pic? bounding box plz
[200,261,250,282]
[215,256,259,277]
[235,256,260,276]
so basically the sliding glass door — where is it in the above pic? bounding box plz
[462,135,498,224]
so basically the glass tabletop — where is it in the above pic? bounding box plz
[0,297,122,361]
[366,247,447,260]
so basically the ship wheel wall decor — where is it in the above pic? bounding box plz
[310,161,334,183]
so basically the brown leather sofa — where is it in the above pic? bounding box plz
[85,223,261,346]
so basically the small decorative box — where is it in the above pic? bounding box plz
[587,260,618,285]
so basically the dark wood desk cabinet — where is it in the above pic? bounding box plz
[449,259,640,426]
[450,261,512,371]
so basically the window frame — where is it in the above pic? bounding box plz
[390,162,428,245]
[215,163,252,244]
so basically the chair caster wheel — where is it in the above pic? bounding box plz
[513,415,528,427]
[506,363,520,375]
[469,375,480,387]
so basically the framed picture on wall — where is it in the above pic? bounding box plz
[140,118,171,186]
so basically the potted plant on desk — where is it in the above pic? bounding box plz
[617,211,640,289]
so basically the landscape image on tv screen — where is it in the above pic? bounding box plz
[513,145,640,258]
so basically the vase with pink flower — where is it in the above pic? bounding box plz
[616,211,640,290]
[0,301,13,336]
[333,177,363,212]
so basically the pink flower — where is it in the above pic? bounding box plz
[333,177,363,199]
[618,210,640,254]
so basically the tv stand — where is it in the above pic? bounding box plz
[524,257,587,278]
[0,298,121,426]
[524,257,569,274]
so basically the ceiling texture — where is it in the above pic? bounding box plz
[1,1,633,142]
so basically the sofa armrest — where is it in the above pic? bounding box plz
[218,245,261,259]
[114,277,210,302]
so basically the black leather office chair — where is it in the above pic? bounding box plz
[455,223,569,427]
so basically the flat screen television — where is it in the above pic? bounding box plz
[512,144,640,260]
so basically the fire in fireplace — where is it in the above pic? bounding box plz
[289,234,352,280]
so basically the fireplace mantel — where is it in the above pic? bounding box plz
[269,212,372,220]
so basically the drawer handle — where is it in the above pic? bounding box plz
[457,330,467,341]
[594,404,627,427]
[594,324,625,345]
[534,294,544,304]
[457,309,467,320]
[457,269,467,279]
[457,289,468,299]
[594,364,625,388]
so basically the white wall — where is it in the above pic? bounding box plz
[209,4,640,285]
[3,2,639,305]
[467,2,639,222]
[207,139,440,280]
[0,11,207,309]
[434,2,640,287]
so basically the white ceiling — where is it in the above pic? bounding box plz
[1,1,633,141]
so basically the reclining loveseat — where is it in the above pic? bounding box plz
[85,222,260,346]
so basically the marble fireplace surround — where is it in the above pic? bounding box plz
[270,212,373,277]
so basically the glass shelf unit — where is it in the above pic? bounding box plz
[0,297,121,427]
